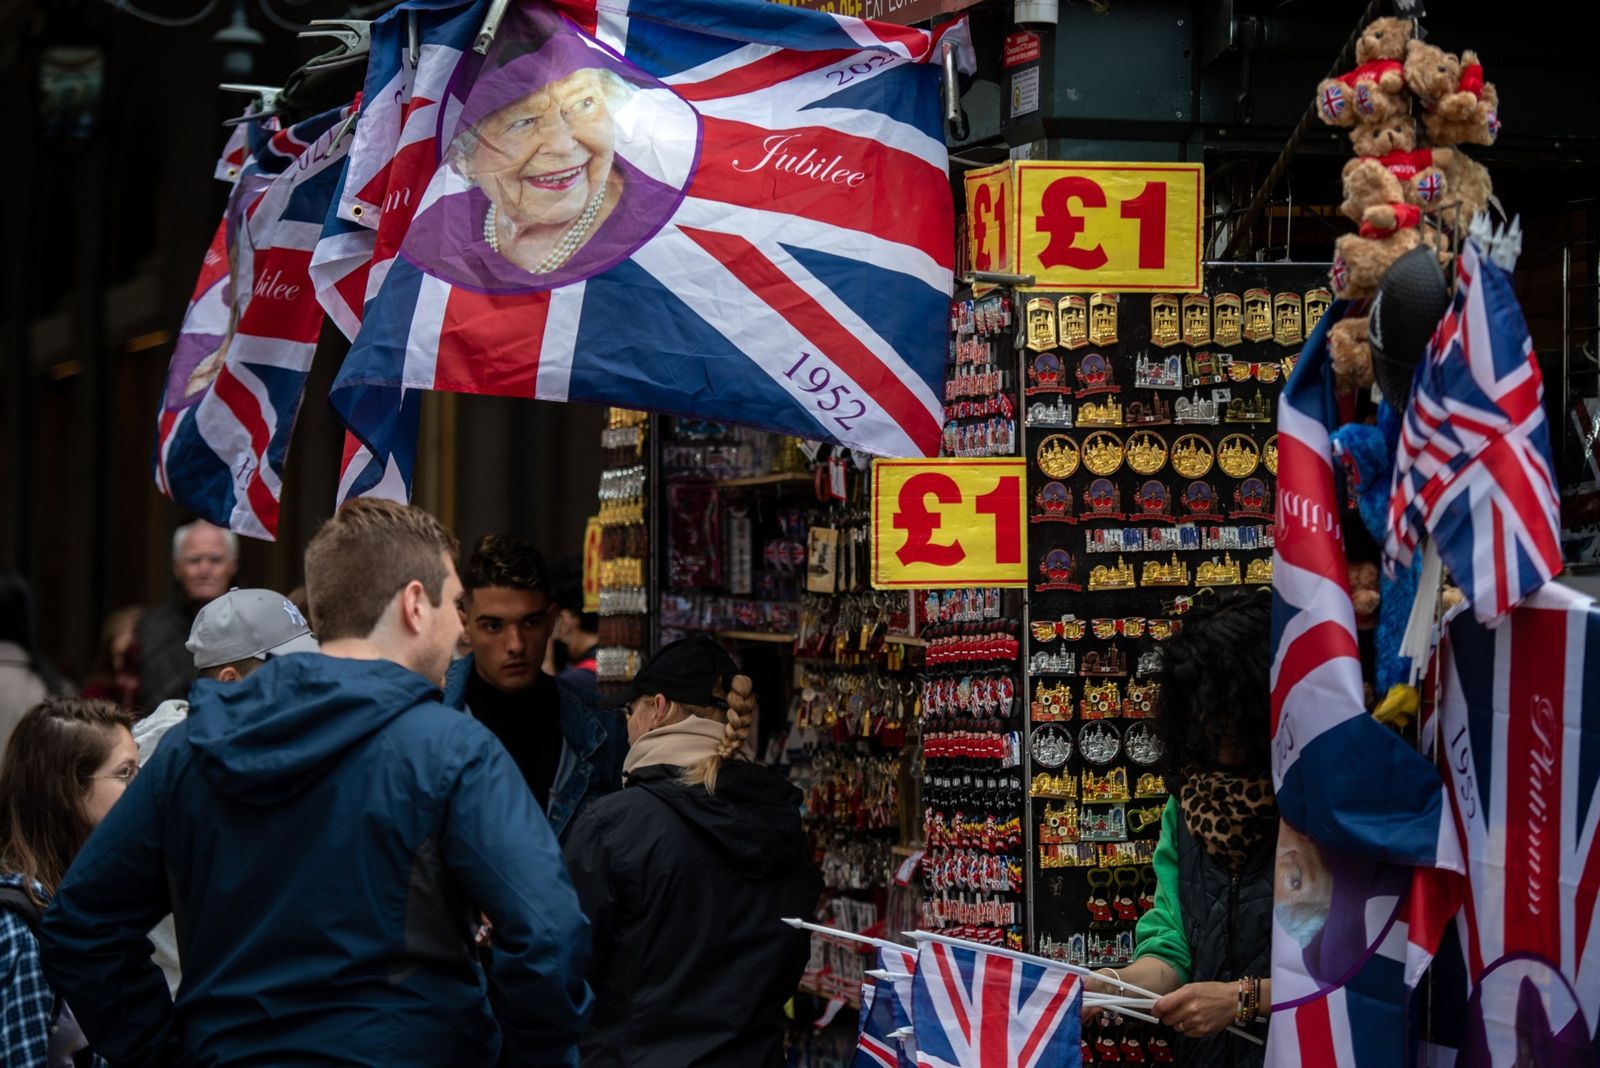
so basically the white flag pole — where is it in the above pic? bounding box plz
[907,929,1265,1047]
[782,917,900,952]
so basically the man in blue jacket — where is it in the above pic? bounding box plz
[443,534,625,841]
[39,499,591,1067]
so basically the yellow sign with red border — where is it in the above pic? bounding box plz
[871,459,1027,588]
[581,515,603,613]
[1015,161,1203,291]
[963,162,1014,289]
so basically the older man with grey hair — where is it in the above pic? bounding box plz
[134,520,239,710]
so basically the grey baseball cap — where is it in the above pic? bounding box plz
[186,588,319,670]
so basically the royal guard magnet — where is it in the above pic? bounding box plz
[1182,293,1212,347]
[1273,291,1304,347]
[1025,296,1058,352]
[1058,294,1089,349]
[1243,288,1273,342]
[1149,294,1181,348]
[1212,293,1242,346]
[1303,288,1331,335]
[1089,293,1119,346]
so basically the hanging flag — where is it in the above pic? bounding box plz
[1384,239,1562,625]
[326,0,971,504]
[910,938,1080,1068]
[1433,580,1600,1064]
[152,103,357,538]
[856,944,916,1068]
[1266,304,1463,1066]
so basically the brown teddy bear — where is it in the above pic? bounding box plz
[1435,151,1494,224]
[1315,17,1414,126]
[1339,156,1407,223]
[1405,41,1500,146]
[1333,222,1421,301]
[1330,316,1376,393]
[1349,561,1380,629]
[1349,117,1453,210]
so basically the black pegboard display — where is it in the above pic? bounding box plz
[1020,264,1330,971]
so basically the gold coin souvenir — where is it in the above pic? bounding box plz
[1025,296,1058,352]
[1182,293,1212,347]
[1089,293,1120,346]
[1058,294,1089,349]
[1125,431,1168,476]
[1273,292,1304,347]
[1212,293,1243,346]
[1243,288,1272,342]
[1263,434,1279,475]
[1149,294,1182,348]
[1303,288,1332,335]
[1217,433,1261,478]
[1081,431,1125,476]
[1170,433,1215,479]
[1036,434,1081,478]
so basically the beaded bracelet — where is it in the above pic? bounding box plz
[1234,976,1260,1026]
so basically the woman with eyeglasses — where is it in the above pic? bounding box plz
[0,697,137,1066]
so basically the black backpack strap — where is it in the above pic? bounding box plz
[0,884,44,933]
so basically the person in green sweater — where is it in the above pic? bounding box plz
[1086,589,1277,1066]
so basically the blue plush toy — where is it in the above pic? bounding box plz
[1330,418,1421,726]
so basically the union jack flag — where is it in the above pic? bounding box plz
[322,0,970,505]
[1434,580,1600,1064]
[909,938,1079,1068]
[1319,85,1346,122]
[1414,170,1444,205]
[856,945,916,1068]
[1384,239,1562,625]
[1266,302,1462,1066]
[154,103,357,538]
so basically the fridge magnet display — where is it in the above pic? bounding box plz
[1125,430,1168,476]
[1025,296,1058,351]
[1173,393,1219,424]
[1141,554,1190,587]
[1036,434,1081,478]
[1075,353,1119,396]
[1149,294,1182,348]
[1026,352,1068,394]
[1077,397,1124,427]
[1036,549,1083,592]
[1273,291,1304,347]
[1213,292,1243,346]
[1217,434,1261,478]
[1135,352,1183,390]
[1026,398,1073,427]
[1058,294,1089,349]
[1170,434,1215,478]
[1087,556,1136,591]
[1081,432,1125,476]
[1126,395,1173,426]
[1181,293,1212,347]
[1180,480,1224,521]
[1082,478,1125,521]
[1031,723,1074,769]
[1304,287,1332,334]
[1195,554,1243,586]
[1125,722,1165,766]
[1078,722,1122,765]
[1233,477,1274,520]
[1242,288,1273,342]
[1033,480,1074,522]
[1089,293,1119,345]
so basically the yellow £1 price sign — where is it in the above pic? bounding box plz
[963,163,1014,284]
[871,459,1028,588]
[1013,161,1203,292]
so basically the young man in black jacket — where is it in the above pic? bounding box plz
[562,637,822,1067]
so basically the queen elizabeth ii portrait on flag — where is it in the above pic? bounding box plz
[401,5,700,293]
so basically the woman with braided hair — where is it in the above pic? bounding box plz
[563,636,822,1067]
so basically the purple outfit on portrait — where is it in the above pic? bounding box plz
[398,6,690,294]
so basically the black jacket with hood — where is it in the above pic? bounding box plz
[561,761,823,1068]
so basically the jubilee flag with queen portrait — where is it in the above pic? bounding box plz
[321,0,972,505]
